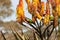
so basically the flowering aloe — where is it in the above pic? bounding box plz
[16,0,59,40]
[40,2,44,16]
[55,0,60,16]
[43,1,50,25]
[51,0,58,27]
[16,0,25,23]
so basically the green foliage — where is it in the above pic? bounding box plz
[49,15,54,21]
[26,18,33,24]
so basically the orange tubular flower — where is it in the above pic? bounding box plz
[37,2,41,13]
[51,0,58,27]
[36,12,42,20]
[32,0,39,10]
[16,0,25,23]
[26,0,36,22]
[55,0,60,16]
[26,0,30,4]
[43,1,50,25]
[58,4,60,16]
[40,2,44,16]
[55,0,59,5]
[32,12,42,22]
[44,14,50,25]
[26,0,33,14]
[32,0,43,21]
[46,2,50,15]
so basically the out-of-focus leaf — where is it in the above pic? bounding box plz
[49,15,54,21]
[26,17,33,24]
